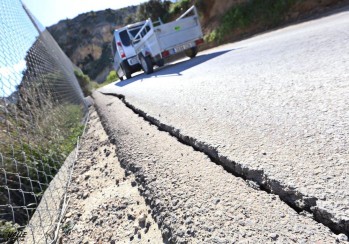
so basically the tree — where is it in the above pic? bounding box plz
[136,0,171,22]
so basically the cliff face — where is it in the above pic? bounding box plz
[48,7,137,82]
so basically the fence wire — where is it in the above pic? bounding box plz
[0,0,88,242]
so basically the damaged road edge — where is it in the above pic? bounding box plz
[99,91,349,239]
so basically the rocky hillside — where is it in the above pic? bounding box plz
[48,6,137,82]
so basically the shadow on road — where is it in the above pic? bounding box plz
[115,49,234,87]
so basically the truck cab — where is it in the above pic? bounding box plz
[111,22,145,80]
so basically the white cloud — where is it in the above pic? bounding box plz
[0,60,26,97]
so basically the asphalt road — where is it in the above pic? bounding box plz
[94,92,341,243]
[99,9,349,236]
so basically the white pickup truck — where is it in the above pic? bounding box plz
[131,5,204,74]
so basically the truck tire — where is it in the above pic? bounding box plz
[122,63,132,79]
[140,55,154,74]
[185,46,198,58]
[125,69,132,79]
[156,58,165,67]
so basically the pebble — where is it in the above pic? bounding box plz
[82,192,90,199]
[138,213,147,224]
[336,233,348,242]
[65,212,72,218]
[90,216,98,222]
[269,233,279,240]
[213,198,220,205]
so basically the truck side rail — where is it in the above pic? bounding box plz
[132,19,153,45]
[176,5,198,21]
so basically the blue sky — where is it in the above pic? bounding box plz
[21,0,149,27]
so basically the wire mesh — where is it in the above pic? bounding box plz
[0,0,87,242]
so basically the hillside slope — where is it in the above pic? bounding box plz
[48,6,137,82]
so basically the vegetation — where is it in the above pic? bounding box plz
[105,70,119,84]
[74,69,92,96]
[74,69,118,92]
[1,76,85,231]
[205,0,298,43]
[169,0,191,17]
[136,0,171,22]
[0,221,21,242]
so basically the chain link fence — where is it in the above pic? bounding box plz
[0,0,88,242]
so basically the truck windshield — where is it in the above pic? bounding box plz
[119,30,131,47]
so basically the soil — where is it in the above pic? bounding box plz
[57,108,163,243]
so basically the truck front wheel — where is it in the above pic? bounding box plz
[140,55,154,74]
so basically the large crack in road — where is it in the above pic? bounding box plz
[95,91,347,242]
[100,91,349,239]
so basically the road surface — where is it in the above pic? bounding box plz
[99,9,349,236]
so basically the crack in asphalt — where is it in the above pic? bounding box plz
[100,91,349,239]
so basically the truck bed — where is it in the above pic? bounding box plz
[155,15,202,52]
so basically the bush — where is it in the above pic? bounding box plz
[206,0,297,44]
[137,0,171,22]
[105,70,119,83]
[74,70,92,97]
[169,0,191,16]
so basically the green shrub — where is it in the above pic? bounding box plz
[169,0,191,16]
[206,0,298,44]
[105,70,119,83]
[0,221,21,242]
[74,70,92,96]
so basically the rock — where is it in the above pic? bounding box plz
[65,212,72,218]
[90,215,98,223]
[336,233,348,242]
[133,222,140,233]
[213,198,220,205]
[185,217,193,225]
[82,192,90,199]
[127,212,135,221]
[269,233,279,240]
[247,180,260,190]
[138,213,147,227]
[172,199,179,206]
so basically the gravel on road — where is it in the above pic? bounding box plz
[58,108,163,243]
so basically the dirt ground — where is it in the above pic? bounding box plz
[58,108,163,243]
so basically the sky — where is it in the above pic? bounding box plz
[21,0,149,27]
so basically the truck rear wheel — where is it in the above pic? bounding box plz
[122,63,132,79]
[140,55,154,74]
[185,46,198,58]
[156,58,165,67]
